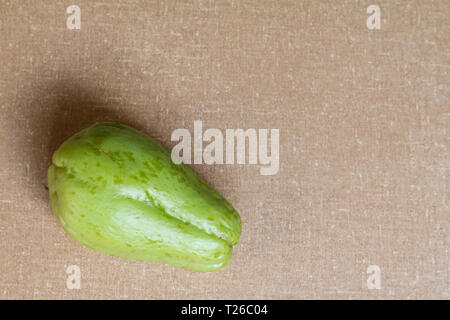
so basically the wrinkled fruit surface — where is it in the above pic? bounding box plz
[48,122,241,272]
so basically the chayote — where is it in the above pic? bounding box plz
[48,122,241,272]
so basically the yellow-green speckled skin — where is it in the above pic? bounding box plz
[48,122,241,272]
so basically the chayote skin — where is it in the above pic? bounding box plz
[48,122,241,272]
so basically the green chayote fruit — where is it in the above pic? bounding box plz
[48,122,241,272]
